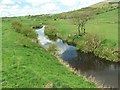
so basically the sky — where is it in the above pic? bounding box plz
[0,0,104,17]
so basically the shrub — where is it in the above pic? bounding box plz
[11,20,22,33]
[75,33,118,61]
[94,45,118,61]
[21,27,38,39]
[32,23,43,29]
[76,34,101,53]
[47,43,58,55]
[11,20,37,39]
[45,25,58,41]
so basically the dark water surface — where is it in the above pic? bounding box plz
[36,26,120,88]
[61,50,120,88]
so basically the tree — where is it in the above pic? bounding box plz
[72,11,94,36]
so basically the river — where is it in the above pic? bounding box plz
[36,26,120,88]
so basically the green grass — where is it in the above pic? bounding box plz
[2,18,96,88]
[44,8,118,61]
[2,3,119,88]
[86,9,118,43]
[52,19,77,36]
[46,19,77,40]
[50,9,118,44]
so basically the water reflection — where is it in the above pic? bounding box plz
[36,26,52,47]
[64,51,119,71]
[61,50,119,88]
[36,26,120,88]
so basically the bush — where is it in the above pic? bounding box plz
[12,20,37,39]
[47,43,58,55]
[94,45,118,61]
[11,20,37,39]
[11,20,22,33]
[76,33,118,61]
[21,27,37,39]
[45,25,58,41]
[32,23,43,29]
[76,34,101,53]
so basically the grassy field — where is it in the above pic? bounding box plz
[47,8,118,44]
[86,8,118,43]
[1,1,119,88]
[49,19,77,40]
[43,19,77,40]
[44,8,119,61]
[2,18,96,88]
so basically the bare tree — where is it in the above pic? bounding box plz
[72,11,94,36]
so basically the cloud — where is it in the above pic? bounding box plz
[40,3,60,13]
[59,0,79,6]
[73,0,104,10]
[0,0,104,17]
[1,0,14,5]
[25,0,52,6]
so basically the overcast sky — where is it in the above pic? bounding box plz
[0,0,104,17]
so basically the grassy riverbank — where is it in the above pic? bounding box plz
[44,8,119,62]
[2,18,96,88]
[2,1,119,88]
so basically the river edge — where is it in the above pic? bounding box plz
[61,39,119,63]
[35,26,118,88]
[51,52,114,88]
[42,24,119,62]
[47,33,119,63]
[38,41,113,88]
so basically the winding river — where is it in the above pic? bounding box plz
[36,26,120,88]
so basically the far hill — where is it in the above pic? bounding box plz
[53,0,118,19]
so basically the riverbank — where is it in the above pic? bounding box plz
[2,17,96,88]
[51,53,111,88]
[43,8,119,62]
[37,25,119,88]
[44,23,119,62]
[68,34,119,62]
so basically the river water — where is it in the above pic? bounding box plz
[36,26,120,88]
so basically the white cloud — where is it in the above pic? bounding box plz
[0,0,105,17]
[40,3,60,13]
[75,0,104,9]
[59,0,78,6]
[1,0,14,5]
[24,6,30,9]
[25,0,52,6]
[0,5,20,17]
[12,5,19,9]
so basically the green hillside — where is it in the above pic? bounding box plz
[2,18,95,88]
[43,2,119,61]
[2,0,119,88]
[54,0,118,19]
[86,8,118,43]
[46,8,118,42]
